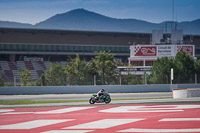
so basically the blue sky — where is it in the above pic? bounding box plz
[0,0,199,25]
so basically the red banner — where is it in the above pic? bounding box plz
[177,46,193,56]
[134,46,157,56]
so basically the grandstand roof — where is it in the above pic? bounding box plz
[1,27,200,47]
[0,27,151,46]
[0,27,200,57]
[0,27,150,36]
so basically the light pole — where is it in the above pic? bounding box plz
[94,75,96,86]
[171,68,173,85]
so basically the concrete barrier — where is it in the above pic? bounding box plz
[0,84,170,95]
[1,84,200,95]
[173,88,200,98]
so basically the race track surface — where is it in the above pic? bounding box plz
[0,92,172,101]
[0,103,200,133]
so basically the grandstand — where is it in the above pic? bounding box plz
[0,27,200,84]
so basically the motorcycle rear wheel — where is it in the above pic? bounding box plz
[89,97,95,104]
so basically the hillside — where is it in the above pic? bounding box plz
[0,9,200,35]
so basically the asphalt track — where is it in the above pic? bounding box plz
[0,92,172,101]
[0,103,200,133]
[0,92,200,108]
[0,93,200,133]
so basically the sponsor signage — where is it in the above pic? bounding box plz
[131,45,195,58]
[134,46,157,56]
[157,45,172,57]
[24,56,44,61]
[118,67,151,72]
[177,46,193,56]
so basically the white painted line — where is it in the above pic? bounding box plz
[2,107,95,115]
[117,128,200,132]
[0,119,74,129]
[64,119,144,129]
[0,105,7,107]
[152,105,200,109]
[127,110,183,112]
[0,109,15,113]
[35,107,95,114]
[99,106,183,113]
[41,130,94,133]
[159,118,200,121]
[100,105,200,113]
[2,112,34,115]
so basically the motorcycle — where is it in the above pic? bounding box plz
[89,92,111,104]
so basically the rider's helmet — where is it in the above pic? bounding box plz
[101,88,105,92]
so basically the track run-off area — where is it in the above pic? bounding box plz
[0,103,200,133]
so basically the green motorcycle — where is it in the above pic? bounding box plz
[89,92,111,104]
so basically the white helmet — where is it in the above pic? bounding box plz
[101,88,105,92]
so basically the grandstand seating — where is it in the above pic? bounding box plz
[37,70,44,77]
[60,61,67,67]
[8,61,18,70]
[44,61,51,69]
[30,70,39,80]
[24,61,34,70]
[0,60,125,84]
[38,61,46,70]
[0,61,10,70]
[4,70,13,81]
[0,61,67,83]
[16,61,26,70]
[12,70,21,79]
[33,61,44,70]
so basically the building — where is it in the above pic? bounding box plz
[0,27,200,83]
[124,30,197,76]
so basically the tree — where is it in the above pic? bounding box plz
[65,55,90,85]
[149,52,196,84]
[127,75,142,85]
[120,65,141,85]
[91,51,117,85]
[45,63,66,86]
[195,59,200,83]
[173,52,195,83]
[36,74,46,86]
[195,59,200,74]
[149,57,173,84]
[19,69,31,86]
[0,73,4,86]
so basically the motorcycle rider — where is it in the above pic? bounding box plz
[96,88,106,100]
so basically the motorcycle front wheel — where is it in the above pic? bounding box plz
[89,97,95,104]
[105,97,111,104]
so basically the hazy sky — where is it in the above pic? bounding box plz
[0,0,199,25]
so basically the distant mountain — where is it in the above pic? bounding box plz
[177,19,200,35]
[0,9,200,35]
[34,9,157,32]
[0,21,33,28]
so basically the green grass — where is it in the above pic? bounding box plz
[0,97,172,105]
[113,97,172,101]
[0,99,89,105]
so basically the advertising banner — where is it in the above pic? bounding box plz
[157,45,172,57]
[134,46,157,56]
[131,45,194,58]
[177,46,193,56]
